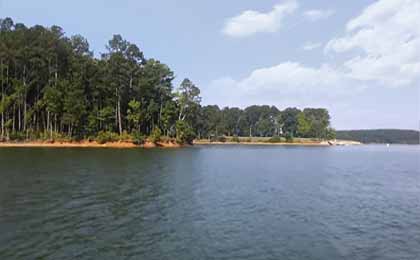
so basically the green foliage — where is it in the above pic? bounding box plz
[281,108,300,137]
[119,131,133,142]
[0,17,335,143]
[132,131,146,145]
[33,131,72,142]
[161,101,177,136]
[326,128,336,140]
[176,78,201,122]
[297,112,311,137]
[98,107,115,131]
[160,135,175,143]
[176,120,195,144]
[96,131,119,144]
[256,118,275,137]
[222,108,242,136]
[62,86,86,129]
[9,132,26,141]
[303,108,331,138]
[202,105,222,138]
[0,18,176,140]
[267,136,283,143]
[149,127,162,144]
[285,133,294,143]
[43,84,63,115]
[231,136,240,143]
[127,99,142,131]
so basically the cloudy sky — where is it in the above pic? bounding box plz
[1,0,419,129]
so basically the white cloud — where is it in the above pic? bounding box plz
[203,62,363,108]
[237,62,341,91]
[326,0,420,86]
[302,42,322,51]
[208,0,419,128]
[208,0,420,110]
[222,0,298,38]
[303,9,335,21]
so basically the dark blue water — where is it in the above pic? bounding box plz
[0,145,419,260]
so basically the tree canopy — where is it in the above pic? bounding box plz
[0,17,335,143]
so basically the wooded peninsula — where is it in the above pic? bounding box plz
[0,18,336,146]
[336,130,419,145]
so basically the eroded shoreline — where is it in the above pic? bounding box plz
[0,139,361,148]
[0,141,182,148]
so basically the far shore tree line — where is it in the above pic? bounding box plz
[0,18,336,144]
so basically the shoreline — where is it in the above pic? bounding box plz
[0,140,182,148]
[193,141,330,146]
[194,139,362,146]
[0,139,362,148]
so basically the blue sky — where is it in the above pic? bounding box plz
[1,0,419,130]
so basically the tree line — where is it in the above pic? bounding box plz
[336,130,419,144]
[0,18,335,144]
[193,105,335,140]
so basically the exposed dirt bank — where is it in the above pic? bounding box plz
[0,139,361,148]
[0,140,182,148]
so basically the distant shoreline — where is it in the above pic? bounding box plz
[336,129,420,145]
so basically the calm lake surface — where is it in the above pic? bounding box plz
[0,145,419,260]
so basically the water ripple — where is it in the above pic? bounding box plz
[0,146,419,260]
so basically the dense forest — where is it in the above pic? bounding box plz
[336,130,420,144]
[0,18,335,144]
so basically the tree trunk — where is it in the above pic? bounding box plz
[115,88,118,131]
[118,93,122,135]
[178,106,183,121]
[55,55,58,86]
[50,119,53,139]
[5,64,9,135]
[159,101,163,127]
[54,114,57,133]
[18,100,21,132]
[1,59,4,139]
[12,104,15,132]
[47,110,50,137]
[23,65,27,132]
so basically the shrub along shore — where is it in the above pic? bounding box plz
[194,136,361,146]
[194,136,330,146]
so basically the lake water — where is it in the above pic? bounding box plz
[0,145,419,260]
